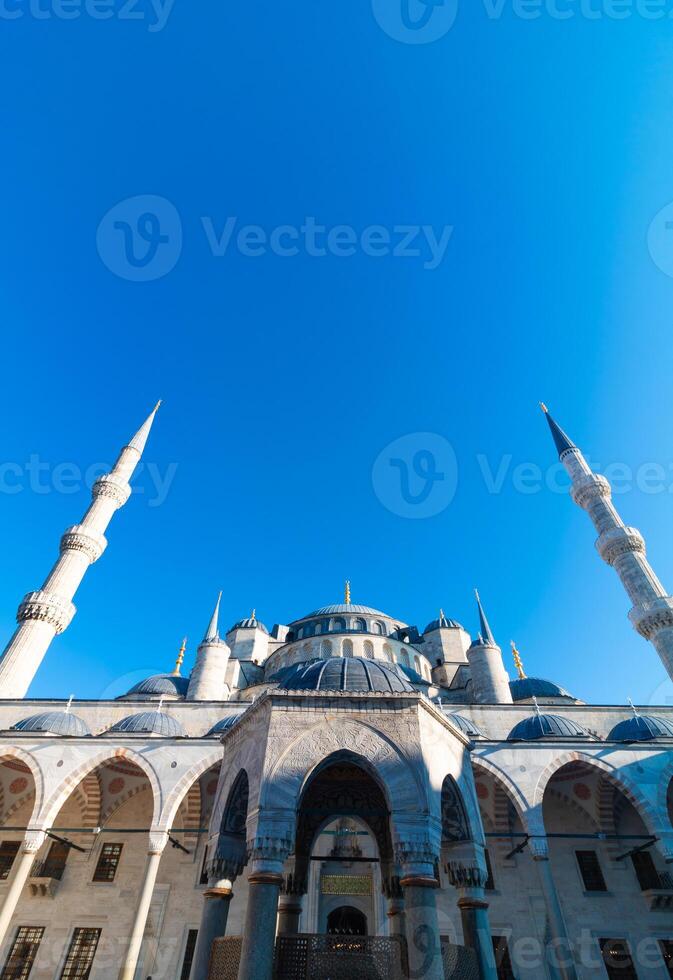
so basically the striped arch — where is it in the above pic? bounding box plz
[37,748,161,828]
[471,757,531,833]
[4,792,36,826]
[656,756,673,823]
[472,760,529,862]
[533,751,659,838]
[72,773,102,829]
[545,786,600,832]
[158,748,224,832]
[0,748,44,823]
[174,781,203,847]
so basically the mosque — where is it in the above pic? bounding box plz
[0,404,670,980]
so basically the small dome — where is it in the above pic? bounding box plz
[424,613,463,633]
[230,614,269,634]
[509,677,575,702]
[11,710,90,737]
[122,674,189,699]
[279,657,413,694]
[207,715,243,737]
[446,713,486,738]
[608,714,673,742]
[107,711,186,737]
[508,713,590,741]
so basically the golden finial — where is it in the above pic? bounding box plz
[250,609,256,621]
[511,641,526,679]
[173,637,187,676]
[539,402,549,414]
[344,580,351,605]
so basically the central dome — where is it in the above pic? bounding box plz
[301,603,392,619]
[279,657,413,693]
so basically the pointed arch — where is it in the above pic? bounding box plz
[0,748,43,823]
[440,775,471,843]
[533,751,659,837]
[71,772,102,829]
[471,756,530,831]
[37,748,162,828]
[158,747,224,831]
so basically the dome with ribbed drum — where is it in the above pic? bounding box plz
[424,611,463,633]
[607,714,673,742]
[121,674,189,700]
[230,612,269,634]
[508,713,590,741]
[106,711,186,737]
[279,657,414,693]
[11,710,90,737]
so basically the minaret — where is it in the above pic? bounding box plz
[466,591,513,704]
[187,592,231,701]
[0,403,161,699]
[541,404,673,683]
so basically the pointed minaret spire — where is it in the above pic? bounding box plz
[474,589,496,646]
[540,403,673,684]
[203,592,222,643]
[0,403,162,699]
[128,401,162,455]
[540,403,576,458]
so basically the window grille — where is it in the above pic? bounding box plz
[92,844,122,883]
[0,926,44,980]
[576,850,607,892]
[59,928,101,980]
[0,842,20,881]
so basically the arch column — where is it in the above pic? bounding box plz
[190,875,235,980]
[118,831,168,980]
[529,837,578,980]
[277,863,307,935]
[445,849,497,980]
[395,836,444,980]
[0,830,46,950]
[237,835,292,980]
[382,871,406,940]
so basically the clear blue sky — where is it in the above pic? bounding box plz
[1,0,673,706]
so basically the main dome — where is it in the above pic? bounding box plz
[300,604,392,619]
[279,657,413,693]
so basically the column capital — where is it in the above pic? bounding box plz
[22,829,47,853]
[445,861,489,890]
[247,835,292,877]
[148,831,169,855]
[529,835,549,860]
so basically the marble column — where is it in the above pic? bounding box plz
[237,837,291,980]
[189,877,234,980]
[118,832,167,980]
[382,872,406,941]
[445,860,497,980]
[530,838,578,980]
[277,895,303,935]
[395,838,444,980]
[0,831,45,951]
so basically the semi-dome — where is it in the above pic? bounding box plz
[446,713,486,738]
[508,714,590,741]
[279,657,413,694]
[107,711,186,737]
[122,674,189,699]
[607,714,673,742]
[207,715,243,737]
[11,710,90,737]
[509,677,575,702]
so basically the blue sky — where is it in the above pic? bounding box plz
[1,0,673,705]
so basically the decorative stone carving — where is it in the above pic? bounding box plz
[528,836,549,860]
[570,474,611,508]
[60,525,108,564]
[17,591,76,634]
[246,835,292,864]
[445,861,488,890]
[92,474,131,508]
[629,598,673,640]
[394,836,439,869]
[596,527,645,566]
[148,831,169,854]
[22,830,47,854]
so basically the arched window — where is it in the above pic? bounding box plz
[382,643,392,661]
[400,650,410,668]
[321,639,333,658]
[354,618,366,631]
[363,640,374,659]
[441,775,471,843]
[343,639,354,658]
[414,656,421,674]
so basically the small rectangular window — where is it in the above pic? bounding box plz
[199,846,209,886]
[0,842,20,881]
[576,850,607,892]
[92,844,122,883]
[59,928,101,980]
[491,935,515,980]
[599,938,638,979]
[630,850,661,890]
[484,849,495,891]
[180,930,198,980]
[0,926,44,980]
[660,940,673,978]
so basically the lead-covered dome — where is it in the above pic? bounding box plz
[302,603,391,619]
[106,711,186,737]
[508,714,590,741]
[11,710,90,737]
[122,674,189,699]
[279,657,413,693]
[424,612,463,633]
[509,677,576,703]
[230,614,269,634]
[446,713,486,738]
[607,714,673,742]
[207,715,243,737]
